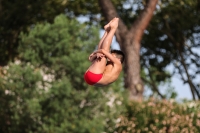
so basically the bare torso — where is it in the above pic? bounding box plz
[95,61,122,86]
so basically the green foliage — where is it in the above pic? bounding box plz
[142,0,200,74]
[0,62,44,133]
[2,0,199,99]
[0,14,125,133]
[65,0,126,16]
[19,14,98,89]
[115,99,200,133]
[1,1,200,132]
[0,0,126,66]
[141,0,200,97]
[0,0,67,66]
[0,64,125,133]
[142,0,200,62]
[39,79,125,133]
[141,66,175,99]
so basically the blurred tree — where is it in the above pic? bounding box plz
[0,0,67,66]
[0,62,45,133]
[19,14,99,89]
[141,0,200,100]
[1,0,159,101]
[0,0,159,101]
[62,0,159,100]
[0,0,124,66]
[115,99,200,132]
[64,0,200,100]
[0,14,124,133]
[3,0,198,101]
[97,0,158,101]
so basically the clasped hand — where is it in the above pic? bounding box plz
[89,49,105,61]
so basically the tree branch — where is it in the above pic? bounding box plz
[98,0,118,20]
[142,75,165,99]
[130,0,158,42]
[98,0,128,42]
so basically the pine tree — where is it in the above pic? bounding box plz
[0,14,125,133]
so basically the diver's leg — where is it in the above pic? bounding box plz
[100,18,119,52]
[87,18,119,74]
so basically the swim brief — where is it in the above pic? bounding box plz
[84,71,103,85]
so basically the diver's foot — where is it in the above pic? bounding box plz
[104,17,117,31]
[110,17,119,29]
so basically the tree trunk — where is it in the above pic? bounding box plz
[98,0,158,101]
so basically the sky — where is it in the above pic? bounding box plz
[171,74,192,100]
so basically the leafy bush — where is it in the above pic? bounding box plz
[115,98,200,133]
[0,14,124,133]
